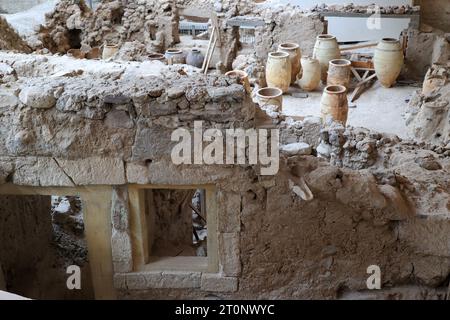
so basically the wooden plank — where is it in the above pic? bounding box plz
[201,26,216,73]
[351,60,374,69]
[340,42,377,52]
[81,187,116,299]
[128,187,149,269]
[206,187,219,273]
[204,35,218,74]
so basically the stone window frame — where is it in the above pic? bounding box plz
[112,184,239,292]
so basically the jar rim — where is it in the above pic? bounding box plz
[330,59,351,66]
[317,34,336,40]
[269,51,290,59]
[325,85,347,94]
[256,87,283,98]
[279,42,300,50]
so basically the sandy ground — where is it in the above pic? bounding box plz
[282,82,418,138]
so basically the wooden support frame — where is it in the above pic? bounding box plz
[349,66,377,102]
[0,184,116,300]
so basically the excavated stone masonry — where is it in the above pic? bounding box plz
[38,0,179,54]
[0,52,449,299]
[0,16,32,53]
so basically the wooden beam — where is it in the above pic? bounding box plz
[128,187,149,269]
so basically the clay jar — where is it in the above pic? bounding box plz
[256,87,283,110]
[278,42,302,84]
[186,49,205,68]
[297,56,321,91]
[320,85,349,125]
[165,49,185,65]
[266,51,291,93]
[102,44,119,60]
[373,38,404,88]
[327,59,352,88]
[313,34,341,83]
[226,70,251,94]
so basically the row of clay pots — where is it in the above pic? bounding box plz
[101,44,206,67]
[253,84,349,125]
[164,48,205,67]
[312,35,348,125]
[265,42,303,94]
[265,36,343,93]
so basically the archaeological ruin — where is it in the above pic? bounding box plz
[0,0,449,302]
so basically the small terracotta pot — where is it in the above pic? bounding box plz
[327,59,352,88]
[256,87,283,110]
[148,53,166,63]
[278,42,302,84]
[165,49,185,65]
[266,51,291,93]
[226,70,251,94]
[102,44,119,60]
[86,47,101,60]
[67,49,85,59]
[320,85,349,125]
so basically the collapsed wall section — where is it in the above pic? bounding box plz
[39,0,179,54]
